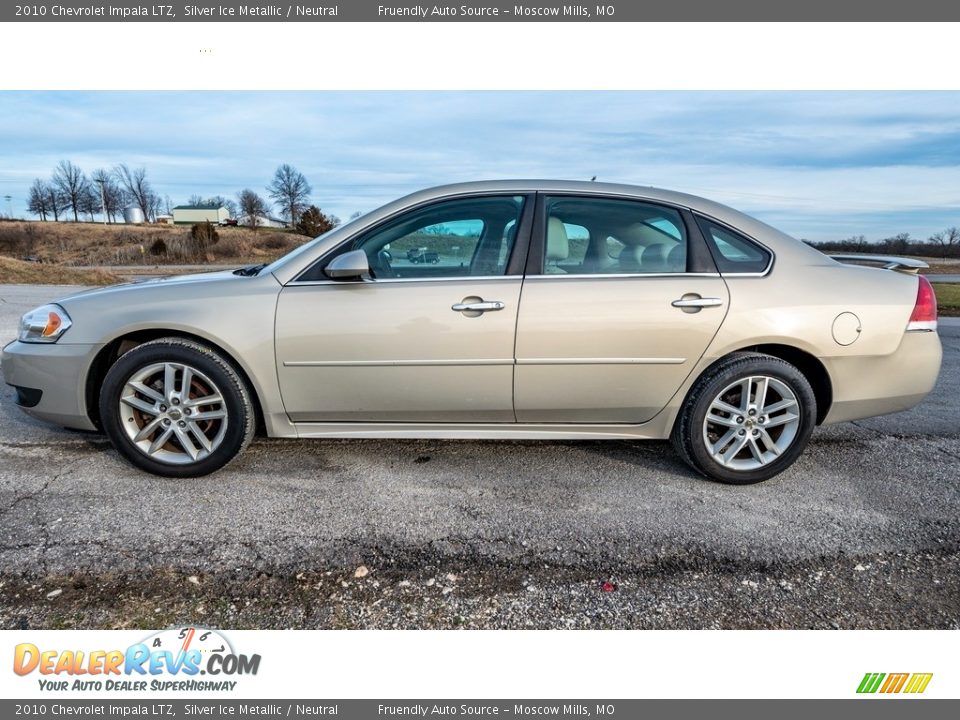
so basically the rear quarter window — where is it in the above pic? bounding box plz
[696,217,771,274]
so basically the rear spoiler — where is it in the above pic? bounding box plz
[828,254,928,274]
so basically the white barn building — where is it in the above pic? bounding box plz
[172,205,231,225]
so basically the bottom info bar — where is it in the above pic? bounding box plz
[3,700,959,718]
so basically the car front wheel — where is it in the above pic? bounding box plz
[671,352,817,484]
[99,338,255,477]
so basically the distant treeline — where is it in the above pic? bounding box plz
[21,160,347,235]
[804,229,960,259]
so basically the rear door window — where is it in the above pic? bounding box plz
[696,217,771,274]
[539,196,689,275]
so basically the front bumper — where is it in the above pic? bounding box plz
[1,340,102,431]
[821,330,943,425]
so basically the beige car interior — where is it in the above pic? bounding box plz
[545,217,570,273]
[546,214,687,275]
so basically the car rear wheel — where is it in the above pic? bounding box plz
[671,352,817,484]
[99,338,254,477]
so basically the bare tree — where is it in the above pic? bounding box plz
[147,192,164,222]
[47,183,66,222]
[267,164,311,228]
[45,184,63,221]
[881,232,912,255]
[28,179,53,221]
[237,189,268,231]
[114,164,154,217]
[206,194,238,218]
[844,234,868,252]
[79,185,101,221]
[52,160,91,222]
[186,194,238,218]
[91,169,124,223]
[930,227,960,258]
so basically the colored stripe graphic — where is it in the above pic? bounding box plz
[904,673,934,694]
[857,672,932,694]
[880,673,909,693]
[857,673,886,693]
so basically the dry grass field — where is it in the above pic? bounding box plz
[0,220,312,267]
[0,256,124,285]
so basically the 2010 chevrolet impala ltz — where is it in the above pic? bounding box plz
[1,181,943,483]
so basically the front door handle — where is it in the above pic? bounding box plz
[452,300,505,313]
[671,296,723,309]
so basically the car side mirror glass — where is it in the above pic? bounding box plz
[324,249,370,280]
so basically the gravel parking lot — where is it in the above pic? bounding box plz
[1,284,958,629]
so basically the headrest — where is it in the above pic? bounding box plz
[641,243,667,271]
[546,217,569,261]
[666,243,686,272]
[618,245,643,272]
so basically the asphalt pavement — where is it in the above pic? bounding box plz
[1,284,958,629]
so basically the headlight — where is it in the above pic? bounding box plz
[18,304,73,343]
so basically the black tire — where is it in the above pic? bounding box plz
[99,337,255,478]
[671,352,817,485]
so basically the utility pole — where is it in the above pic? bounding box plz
[95,178,107,224]
[3,195,11,219]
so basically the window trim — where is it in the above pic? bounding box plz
[693,213,775,277]
[525,192,718,277]
[283,275,519,287]
[290,192,535,284]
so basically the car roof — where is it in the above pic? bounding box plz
[406,179,700,202]
[386,180,799,243]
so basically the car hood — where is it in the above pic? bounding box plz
[55,269,250,304]
[48,269,283,347]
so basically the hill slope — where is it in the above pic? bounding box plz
[0,220,312,267]
[0,256,124,285]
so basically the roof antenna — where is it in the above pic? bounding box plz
[590,176,597,182]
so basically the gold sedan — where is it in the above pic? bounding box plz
[2,181,942,483]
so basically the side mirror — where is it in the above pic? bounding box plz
[324,249,370,280]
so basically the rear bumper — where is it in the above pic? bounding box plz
[822,330,943,425]
[1,340,102,431]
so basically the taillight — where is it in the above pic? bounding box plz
[907,276,938,332]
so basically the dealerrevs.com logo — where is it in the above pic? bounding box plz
[13,627,260,693]
[857,673,933,695]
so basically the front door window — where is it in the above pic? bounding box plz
[355,195,526,279]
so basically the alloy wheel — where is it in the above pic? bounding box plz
[118,362,229,465]
[701,375,801,471]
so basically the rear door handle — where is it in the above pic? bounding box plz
[452,301,505,313]
[671,296,723,309]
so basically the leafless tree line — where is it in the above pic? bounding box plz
[26,162,339,233]
[28,161,162,223]
[807,228,960,259]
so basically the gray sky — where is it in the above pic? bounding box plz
[1,91,958,241]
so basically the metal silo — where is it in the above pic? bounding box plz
[123,206,145,224]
